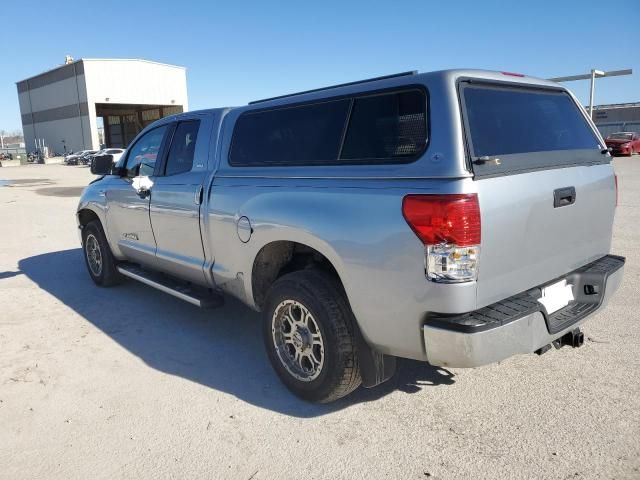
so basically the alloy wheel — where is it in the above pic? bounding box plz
[271,299,325,382]
[85,233,103,277]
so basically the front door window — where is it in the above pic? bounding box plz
[124,125,167,177]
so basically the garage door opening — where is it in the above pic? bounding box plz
[95,103,183,148]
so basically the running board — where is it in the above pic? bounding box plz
[117,264,224,308]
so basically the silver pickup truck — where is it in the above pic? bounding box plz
[78,69,625,402]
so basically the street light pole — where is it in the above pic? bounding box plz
[588,69,604,118]
[548,69,632,119]
[589,69,596,118]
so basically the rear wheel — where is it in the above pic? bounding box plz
[263,270,361,403]
[82,220,123,287]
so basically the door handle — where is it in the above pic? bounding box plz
[132,176,153,200]
[137,188,151,199]
[553,186,576,208]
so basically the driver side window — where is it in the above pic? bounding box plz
[124,125,168,177]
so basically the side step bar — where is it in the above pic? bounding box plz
[117,264,224,308]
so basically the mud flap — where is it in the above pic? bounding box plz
[355,329,396,388]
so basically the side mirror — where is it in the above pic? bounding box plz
[90,155,114,175]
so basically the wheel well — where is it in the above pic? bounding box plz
[252,241,342,309]
[78,209,100,227]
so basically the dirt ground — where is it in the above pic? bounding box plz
[0,160,638,479]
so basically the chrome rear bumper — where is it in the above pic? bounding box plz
[423,256,624,368]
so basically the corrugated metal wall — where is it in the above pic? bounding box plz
[596,121,640,137]
[594,105,640,136]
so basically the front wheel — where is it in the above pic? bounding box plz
[263,270,361,403]
[81,220,124,287]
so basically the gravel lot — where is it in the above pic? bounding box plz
[0,161,638,479]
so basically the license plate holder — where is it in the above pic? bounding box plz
[538,279,575,314]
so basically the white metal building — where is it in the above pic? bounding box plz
[17,58,188,154]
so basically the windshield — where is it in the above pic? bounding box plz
[608,133,633,140]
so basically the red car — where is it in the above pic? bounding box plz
[605,132,640,156]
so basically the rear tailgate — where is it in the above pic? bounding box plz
[459,80,616,308]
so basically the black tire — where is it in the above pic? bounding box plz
[262,270,361,403]
[81,220,124,287]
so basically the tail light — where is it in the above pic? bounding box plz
[402,194,481,283]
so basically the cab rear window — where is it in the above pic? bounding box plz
[461,83,604,176]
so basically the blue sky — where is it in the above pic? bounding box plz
[2,0,638,132]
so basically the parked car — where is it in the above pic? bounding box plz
[79,150,99,165]
[78,69,625,403]
[65,150,89,165]
[90,148,125,168]
[605,132,640,156]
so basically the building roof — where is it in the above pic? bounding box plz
[591,102,640,111]
[16,58,185,84]
[81,58,185,70]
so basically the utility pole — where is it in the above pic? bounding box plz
[588,69,603,118]
[548,69,632,118]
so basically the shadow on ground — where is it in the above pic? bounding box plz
[0,270,23,279]
[17,249,454,417]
